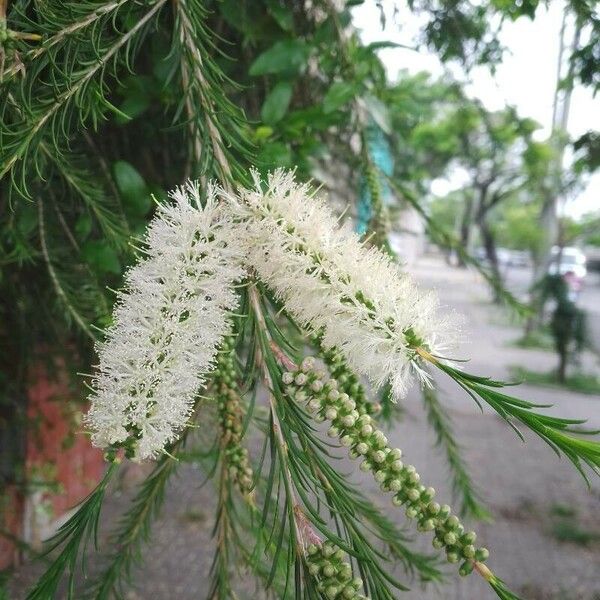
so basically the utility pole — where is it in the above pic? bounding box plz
[536,4,582,282]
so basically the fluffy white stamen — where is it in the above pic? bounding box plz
[85,182,243,460]
[224,169,458,399]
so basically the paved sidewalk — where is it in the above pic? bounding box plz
[8,256,600,599]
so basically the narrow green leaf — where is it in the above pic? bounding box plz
[112,161,152,218]
[249,40,310,76]
[261,82,294,124]
[323,81,357,113]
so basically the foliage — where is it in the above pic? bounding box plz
[1,2,599,600]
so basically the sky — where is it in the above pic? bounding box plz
[352,0,600,219]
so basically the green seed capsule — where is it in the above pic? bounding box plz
[459,561,474,577]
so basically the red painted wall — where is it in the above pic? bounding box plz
[0,360,104,569]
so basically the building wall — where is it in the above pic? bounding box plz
[1,360,104,569]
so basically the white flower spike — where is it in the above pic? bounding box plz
[86,182,244,460]
[225,169,458,399]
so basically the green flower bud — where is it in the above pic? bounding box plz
[374,470,387,483]
[389,448,402,460]
[462,531,477,545]
[407,488,420,502]
[475,547,489,562]
[390,459,404,472]
[446,515,460,529]
[307,399,321,413]
[295,373,307,386]
[325,407,338,420]
[359,460,371,472]
[444,532,457,546]
[371,450,386,463]
[341,414,356,427]
[323,564,336,578]
[389,479,402,492]
[342,586,356,599]
[459,561,474,577]
[421,487,435,502]
[343,399,356,411]
[325,585,339,599]
[428,502,441,515]
[421,519,435,531]
[463,545,475,558]
[301,357,315,372]
[352,577,363,589]
[356,442,369,455]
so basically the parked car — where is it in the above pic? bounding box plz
[548,246,587,279]
[548,246,587,302]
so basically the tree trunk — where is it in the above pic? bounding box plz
[456,196,474,268]
[557,348,567,383]
[479,219,503,301]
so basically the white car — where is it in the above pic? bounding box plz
[548,246,587,280]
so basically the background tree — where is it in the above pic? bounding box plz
[1,2,599,600]
[413,99,554,293]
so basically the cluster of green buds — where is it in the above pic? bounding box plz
[213,336,254,497]
[305,542,366,599]
[282,357,489,576]
[314,339,376,417]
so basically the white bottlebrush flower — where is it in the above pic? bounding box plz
[224,169,458,400]
[86,182,244,460]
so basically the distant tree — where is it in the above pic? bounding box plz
[413,98,553,294]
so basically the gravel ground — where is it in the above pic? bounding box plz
[8,256,600,600]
